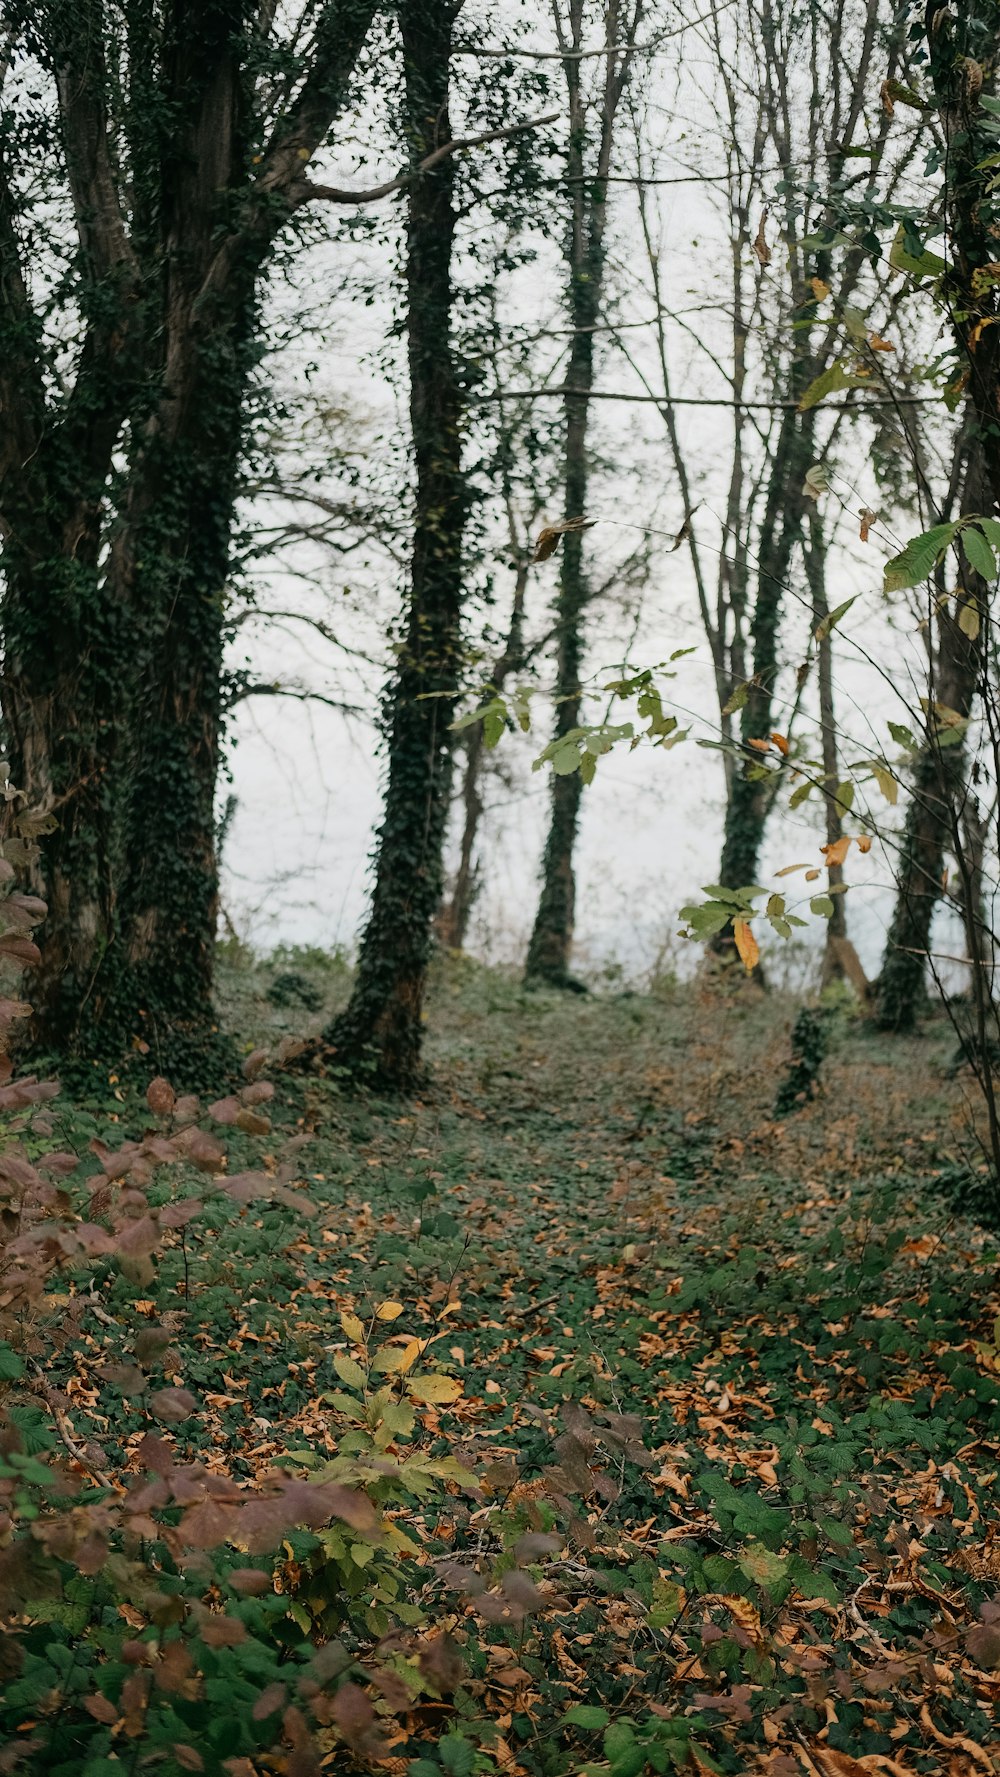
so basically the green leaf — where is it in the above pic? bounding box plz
[888,224,946,280]
[797,360,872,411]
[738,1544,789,1593]
[483,709,506,749]
[722,680,750,716]
[565,1705,611,1730]
[789,780,812,809]
[961,523,998,581]
[888,720,916,751]
[0,1344,25,1381]
[333,1354,367,1391]
[883,520,959,592]
[814,595,856,642]
[439,1735,476,1777]
[810,895,835,918]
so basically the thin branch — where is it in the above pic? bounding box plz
[228,680,367,718]
[472,386,939,411]
[289,110,559,207]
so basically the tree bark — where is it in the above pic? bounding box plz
[320,0,465,1087]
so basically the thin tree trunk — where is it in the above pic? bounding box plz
[438,558,528,951]
[713,404,815,910]
[525,0,640,989]
[320,0,464,1087]
[804,512,848,985]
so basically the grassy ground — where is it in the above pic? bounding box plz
[22,954,1000,1774]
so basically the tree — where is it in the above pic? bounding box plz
[524,0,645,990]
[875,3,1000,1029]
[316,0,466,1087]
[0,0,379,1071]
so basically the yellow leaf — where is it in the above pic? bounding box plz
[375,1301,404,1321]
[958,598,981,639]
[340,1311,365,1343]
[805,868,821,882]
[810,276,831,300]
[969,315,999,350]
[406,1373,463,1405]
[856,834,872,853]
[732,918,759,972]
[868,334,894,352]
[372,1337,421,1375]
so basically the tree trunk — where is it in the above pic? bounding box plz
[438,557,529,951]
[320,0,464,1087]
[524,2,618,990]
[804,513,848,985]
[876,0,1000,1030]
[713,406,815,914]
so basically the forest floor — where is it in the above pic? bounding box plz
[29,952,1000,1775]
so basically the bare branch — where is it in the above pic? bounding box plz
[228,680,367,717]
[289,110,559,208]
[472,386,938,411]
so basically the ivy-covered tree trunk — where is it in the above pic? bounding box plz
[523,324,594,988]
[106,0,260,1068]
[0,10,142,1050]
[877,7,1000,1031]
[320,0,464,1087]
[0,0,376,1070]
